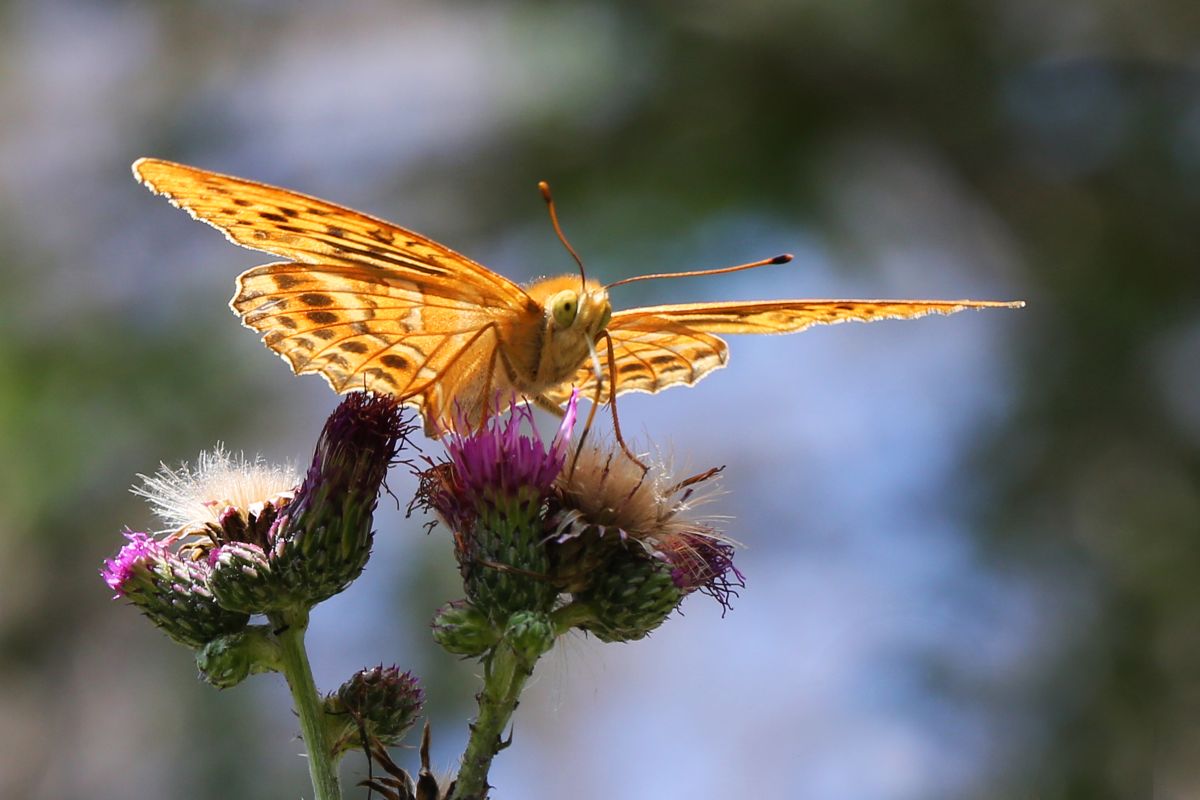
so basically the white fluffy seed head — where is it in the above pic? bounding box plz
[133,445,299,533]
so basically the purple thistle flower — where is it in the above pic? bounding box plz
[659,530,745,613]
[444,392,578,504]
[100,531,249,648]
[420,392,578,533]
[102,531,169,598]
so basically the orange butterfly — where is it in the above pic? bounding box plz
[133,158,1023,438]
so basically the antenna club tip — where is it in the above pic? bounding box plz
[537,181,552,200]
[771,253,793,265]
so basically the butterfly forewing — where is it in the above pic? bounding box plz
[550,298,1022,404]
[134,158,542,432]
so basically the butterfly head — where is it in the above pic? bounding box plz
[532,275,612,341]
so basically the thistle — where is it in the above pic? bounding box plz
[414,393,741,798]
[102,393,423,800]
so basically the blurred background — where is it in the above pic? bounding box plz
[1,1,1197,798]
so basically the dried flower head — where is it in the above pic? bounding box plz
[548,441,743,640]
[134,446,298,537]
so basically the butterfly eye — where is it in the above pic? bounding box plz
[550,291,579,328]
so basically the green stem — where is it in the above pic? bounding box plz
[550,602,595,635]
[452,643,536,800]
[271,610,342,800]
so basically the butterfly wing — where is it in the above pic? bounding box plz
[133,158,540,432]
[544,298,1023,403]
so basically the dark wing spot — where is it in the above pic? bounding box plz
[280,206,299,218]
[307,311,338,324]
[368,228,393,244]
[327,225,346,238]
[273,274,302,290]
[350,321,370,335]
[649,355,680,366]
[618,363,648,376]
[259,211,288,223]
[380,354,409,370]
[232,198,251,207]
[373,371,397,387]
[340,341,369,354]
[299,292,334,307]
[277,316,298,330]
[312,328,335,340]
[323,353,350,368]
[278,224,303,234]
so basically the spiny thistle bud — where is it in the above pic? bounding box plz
[571,547,682,643]
[195,626,281,688]
[502,610,555,666]
[271,392,415,608]
[324,665,424,756]
[102,532,249,648]
[415,393,578,623]
[432,599,500,657]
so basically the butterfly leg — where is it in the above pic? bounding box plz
[601,331,648,473]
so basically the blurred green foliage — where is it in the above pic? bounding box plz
[2,0,1198,797]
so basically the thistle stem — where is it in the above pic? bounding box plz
[452,643,536,799]
[272,610,342,800]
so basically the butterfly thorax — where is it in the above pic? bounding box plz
[518,275,612,391]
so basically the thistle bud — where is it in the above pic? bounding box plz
[573,548,681,643]
[502,610,555,665]
[271,392,415,608]
[102,532,249,648]
[324,665,424,755]
[432,599,500,657]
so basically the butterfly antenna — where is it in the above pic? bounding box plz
[605,253,793,290]
[538,181,588,291]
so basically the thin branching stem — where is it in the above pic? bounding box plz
[272,610,342,800]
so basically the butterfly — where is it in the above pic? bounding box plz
[133,158,1023,439]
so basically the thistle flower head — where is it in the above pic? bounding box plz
[100,530,249,648]
[414,393,578,622]
[103,392,414,641]
[550,444,740,605]
[269,392,415,607]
